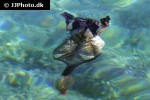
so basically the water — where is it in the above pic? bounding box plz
[0,0,150,100]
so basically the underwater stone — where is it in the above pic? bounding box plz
[55,0,81,9]
[80,0,91,5]
[16,71,26,76]
[133,92,150,100]
[53,96,67,100]
[72,75,111,98]
[7,95,19,100]
[0,18,19,34]
[112,0,134,6]
[41,87,56,95]
[0,20,13,31]
[7,72,16,85]
[119,79,150,97]
[56,21,66,30]
[102,25,128,47]
[7,71,32,87]
[39,16,53,27]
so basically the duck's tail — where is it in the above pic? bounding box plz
[61,12,74,21]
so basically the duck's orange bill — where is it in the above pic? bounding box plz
[60,89,67,95]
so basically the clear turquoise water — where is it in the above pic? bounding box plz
[0,0,150,100]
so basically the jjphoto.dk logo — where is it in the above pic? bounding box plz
[1,0,50,10]
[4,3,9,8]
[4,2,44,8]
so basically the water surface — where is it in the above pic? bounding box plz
[0,0,150,100]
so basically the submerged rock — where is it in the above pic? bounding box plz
[7,71,32,87]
